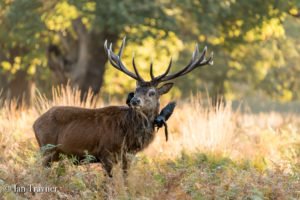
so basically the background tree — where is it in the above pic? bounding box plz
[0,0,300,105]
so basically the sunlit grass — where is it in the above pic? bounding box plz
[0,86,299,199]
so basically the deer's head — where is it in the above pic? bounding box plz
[104,38,213,115]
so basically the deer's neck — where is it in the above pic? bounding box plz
[125,106,159,153]
[141,105,159,122]
[129,106,159,134]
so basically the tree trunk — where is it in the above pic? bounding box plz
[47,18,118,101]
[0,46,32,107]
[2,70,33,108]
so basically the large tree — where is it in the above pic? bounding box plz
[44,0,178,100]
[0,0,176,102]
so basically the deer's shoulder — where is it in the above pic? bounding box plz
[48,105,129,123]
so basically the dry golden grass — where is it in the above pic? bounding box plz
[0,86,299,199]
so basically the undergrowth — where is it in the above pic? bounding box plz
[0,87,299,199]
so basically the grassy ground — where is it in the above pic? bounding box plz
[0,88,299,199]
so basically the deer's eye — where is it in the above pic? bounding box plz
[148,91,156,97]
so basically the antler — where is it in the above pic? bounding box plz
[104,37,213,85]
[104,37,145,82]
[151,44,213,85]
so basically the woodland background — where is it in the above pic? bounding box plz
[1,0,300,106]
[1,1,300,199]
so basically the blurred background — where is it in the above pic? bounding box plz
[1,2,300,198]
[0,0,300,109]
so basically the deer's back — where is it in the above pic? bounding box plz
[33,105,154,157]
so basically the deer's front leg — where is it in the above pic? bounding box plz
[101,157,113,178]
[122,153,131,177]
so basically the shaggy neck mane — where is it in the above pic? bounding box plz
[123,106,159,153]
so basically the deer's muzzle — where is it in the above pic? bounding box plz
[130,97,141,108]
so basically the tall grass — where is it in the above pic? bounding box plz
[144,96,235,158]
[34,85,102,114]
[0,86,299,199]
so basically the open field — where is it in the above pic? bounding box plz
[0,88,300,199]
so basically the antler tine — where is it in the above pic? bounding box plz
[104,40,108,53]
[179,45,208,76]
[132,53,145,82]
[198,46,207,63]
[151,44,201,84]
[104,41,121,70]
[118,37,126,57]
[179,50,213,76]
[150,59,155,80]
[104,37,144,81]
[192,43,199,61]
[159,44,213,82]
[209,52,214,65]
[107,42,126,71]
[151,57,173,84]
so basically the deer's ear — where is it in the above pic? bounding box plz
[158,83,174,95]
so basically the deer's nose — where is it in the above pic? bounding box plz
[130,98,141,106]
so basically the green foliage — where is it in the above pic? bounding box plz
[68,0,176,33]
[81,151,97,164]
[40,144,60,154]
[0,0,300,101]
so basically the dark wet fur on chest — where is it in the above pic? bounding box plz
[122,109,155,153]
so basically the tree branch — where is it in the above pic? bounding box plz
[71,18,90,82]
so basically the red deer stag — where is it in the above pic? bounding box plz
[33,38,213,176]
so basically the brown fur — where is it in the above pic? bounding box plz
[34,38,213,176]
[33,105,157,176]
[33,82,174,176]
